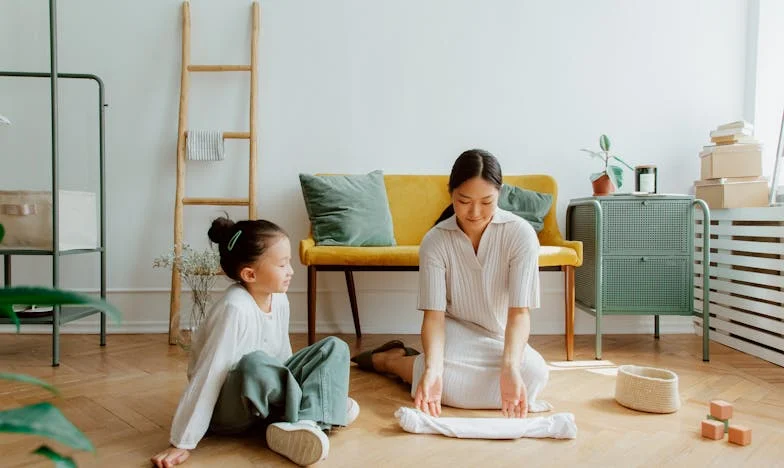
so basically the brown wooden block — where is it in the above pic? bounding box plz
[710,400,733,420]
[702,420,724,440]
[728,425,752,446]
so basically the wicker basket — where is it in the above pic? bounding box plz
[614,365,680,414]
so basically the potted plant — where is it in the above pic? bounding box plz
[0,222,123,466]
[580,134,634,196]
[153,244,221,349]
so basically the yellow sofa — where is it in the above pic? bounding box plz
[299,174,583,360]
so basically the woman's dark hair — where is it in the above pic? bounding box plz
[207,215,287,282]
[434,149,503,225]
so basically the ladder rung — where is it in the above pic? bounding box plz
[183,197,250,206]
[187,65,251,72]
[223,132,250,139]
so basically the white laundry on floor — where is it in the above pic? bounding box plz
[394,407,577,440]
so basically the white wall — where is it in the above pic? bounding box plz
[753,0,784,190]
[0,0,751,335]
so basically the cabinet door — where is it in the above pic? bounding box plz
[602,256,691,314]
[603,200,691,255]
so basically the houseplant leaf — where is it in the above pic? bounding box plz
[0,402,94,452]
[608,165,624,188]
[0,287,121,325]
[0,373,59,395]
[0,223,5,242]
[0,304,20,333]
[580,149,604,160]
[611,154,635,171]
[34,445,77,468]
[599,134,611,152]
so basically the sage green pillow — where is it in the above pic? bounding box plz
[498,183,553,232]
[299,170,396,246]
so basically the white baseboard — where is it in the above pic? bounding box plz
[0,285,697,335]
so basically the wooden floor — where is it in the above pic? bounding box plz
[1,333,783,467]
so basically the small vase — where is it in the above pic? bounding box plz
[592,174,615,196]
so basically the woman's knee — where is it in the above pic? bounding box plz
[236,350,277,373]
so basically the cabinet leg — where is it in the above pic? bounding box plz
[654,315,660,339]
[595,312,602,360]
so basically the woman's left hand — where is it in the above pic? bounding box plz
[500,366,528,418]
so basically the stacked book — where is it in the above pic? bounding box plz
[694,121,768,209]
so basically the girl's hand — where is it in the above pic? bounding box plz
[413,369,443,416]
[151,446,190,467]
[500,366,528,418]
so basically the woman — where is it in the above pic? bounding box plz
[352,149,550,418]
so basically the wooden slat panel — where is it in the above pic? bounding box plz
[695,289,782,318]
[694,265,784,288]
[694,277,784,303]
[695,206,784,221]
[187,65,251,72]
[694,237,784,255]
[710,252,783,271]
[182,197,249,206]
[694,300,784,333]
[708,315,784,352]
[701,224,784,237]
[695,317,784,367]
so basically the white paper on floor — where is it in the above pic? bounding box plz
[394,407,577,440]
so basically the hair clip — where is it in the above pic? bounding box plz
[227,230,242,251]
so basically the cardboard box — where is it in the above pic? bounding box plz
[700,145,762,179]
[694,178,769,209]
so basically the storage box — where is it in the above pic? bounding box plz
[694,178,769,209]
[700,145,762,179]
[0,190,98,250]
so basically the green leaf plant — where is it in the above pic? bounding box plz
[0,223,122,466]
[580,134,635,189]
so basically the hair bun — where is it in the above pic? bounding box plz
[208,216,236,245]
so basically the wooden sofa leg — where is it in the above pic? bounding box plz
[564,265,575,361]
[345,270,362,339]
[308,266,317,345]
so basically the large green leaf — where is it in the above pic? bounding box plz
[0,303,20,332]
[599,134,611,152]
[0,223,5,243]
[608,165,624,189]
[34,445,77,468]
[0,403,94,452]
[0,373,59,395]
[589,171,606,182]
[0,287,121,325]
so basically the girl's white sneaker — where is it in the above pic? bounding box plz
[266,420,329,466]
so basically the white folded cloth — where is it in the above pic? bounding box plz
[394,407,577,440]
[186,130,224,161]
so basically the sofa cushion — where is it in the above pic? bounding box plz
[299,170,396,246]
[498,184,553,232]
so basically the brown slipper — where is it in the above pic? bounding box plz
[350,340,420,372]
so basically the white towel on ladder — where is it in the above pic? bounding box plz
[186,130,225,161]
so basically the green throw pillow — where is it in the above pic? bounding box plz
[498,184,553,232]
[299,170,396,246]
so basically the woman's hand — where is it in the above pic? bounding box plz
[151,446,190,467]
[413,369,443,416]
[500,366,528,418]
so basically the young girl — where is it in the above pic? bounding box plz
[152,217,358,467]
[352,149,550,419]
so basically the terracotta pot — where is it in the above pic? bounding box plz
[592,173,615,196]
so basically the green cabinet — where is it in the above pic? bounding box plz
[566,195,711,360]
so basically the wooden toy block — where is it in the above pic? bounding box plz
[710,400,733,420]
[701,420,724,440]
[728,425,752,446]
[707,414,730,433]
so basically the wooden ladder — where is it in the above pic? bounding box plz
[169,0,259,344]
